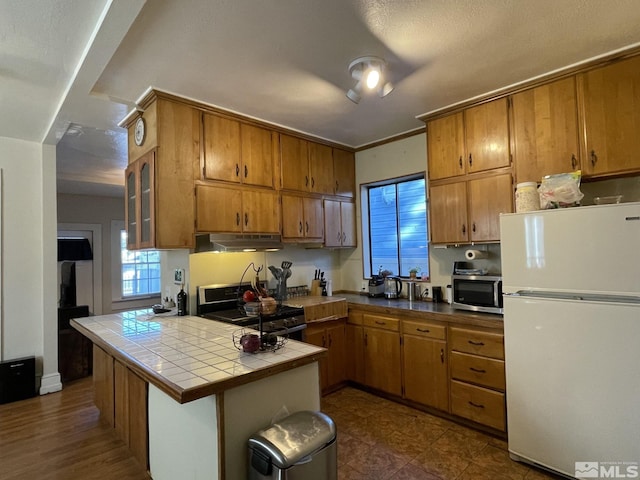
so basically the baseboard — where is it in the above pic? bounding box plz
[39,373,63,395]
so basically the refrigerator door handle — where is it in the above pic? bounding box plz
[506,290,640,304]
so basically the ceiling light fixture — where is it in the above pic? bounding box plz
[346,56,394,104]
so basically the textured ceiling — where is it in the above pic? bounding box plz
[3,0,640,196]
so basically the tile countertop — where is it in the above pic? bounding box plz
[314,292,504,329]
[71,310,326,404]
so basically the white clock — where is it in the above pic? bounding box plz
[134,117,145,146]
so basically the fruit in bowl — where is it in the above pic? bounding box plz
[243,289,257,303]
[260,296,277,315]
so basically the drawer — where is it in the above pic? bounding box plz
[450,327,504,359]
[305,300,347,322]
[347,311,363,326]
[402,320,446,340]
[451,380,506,431]
[450,352,505,391]
[362,314,399,332]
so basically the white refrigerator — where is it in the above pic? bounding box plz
[500,202,640,479]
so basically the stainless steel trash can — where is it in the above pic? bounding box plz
[248,410,337,479]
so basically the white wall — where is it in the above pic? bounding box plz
[0,137,60,393]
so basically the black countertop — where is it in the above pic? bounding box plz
[336,292,504,329]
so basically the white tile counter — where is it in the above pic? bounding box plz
[71,310,326,403]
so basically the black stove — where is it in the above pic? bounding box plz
[197,284,306,338]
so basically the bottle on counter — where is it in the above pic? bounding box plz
[177,285,188,316]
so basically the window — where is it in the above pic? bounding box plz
[364,175,428,278]
[120,230,161,297]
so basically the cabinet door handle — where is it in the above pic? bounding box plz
[590,150,597,166]
[472,222,476,233]
[335,180,339,192]
[305,176,309,186]
[235,164,240,177]
[337,232,341,241]
[416,328,430,333]
[236,212,240,226]
[459,156,463,169]
[311,177,315,188]
[462,224,466,235]
[571,154,577,169]
[440,348,444,364]
[244,165,248,178]
[375,320,386,325]
[364,333,368,346]
[468,153,473,167]
[468,401,485,409]
[342,232,346,242]
[299,221,303,233]
[244,213,248,226]
[305,221,309,233]
[468,340,485,346]
[470,367,487,374]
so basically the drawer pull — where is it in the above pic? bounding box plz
[468,340,485,346]
[440,348,444,364]
[416,328,430,333]
[375,320,386,325]
[469,401,485,409]
[469,367,486,374]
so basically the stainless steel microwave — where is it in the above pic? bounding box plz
[451,274,503,314]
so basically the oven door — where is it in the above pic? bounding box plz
[452,275,503,313]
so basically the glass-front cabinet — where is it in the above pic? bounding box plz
[124,150,156,250]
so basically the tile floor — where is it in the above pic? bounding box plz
[321,386,565,480]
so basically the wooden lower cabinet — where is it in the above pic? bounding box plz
[451,380,506,431]
[306,319,347,393]
[362,314,402,396]
[449,326,506,432]
[402,321,449,411]
[93,345,148,470]
[346,312,365,384]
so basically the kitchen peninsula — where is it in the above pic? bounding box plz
[71,311,326,480]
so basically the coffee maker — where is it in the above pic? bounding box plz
[368,275,384,297]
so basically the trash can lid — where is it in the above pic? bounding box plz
[248,410,336,468]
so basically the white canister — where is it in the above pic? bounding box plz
[515,182,540,213]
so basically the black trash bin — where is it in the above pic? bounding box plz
[248,410,337,479]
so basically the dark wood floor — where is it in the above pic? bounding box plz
[0,378,149,480]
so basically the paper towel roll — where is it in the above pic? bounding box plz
[465,249,488,260]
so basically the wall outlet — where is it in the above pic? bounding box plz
[174,268,185,285]
[361,281,368,292]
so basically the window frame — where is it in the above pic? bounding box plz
[361,172,430,280]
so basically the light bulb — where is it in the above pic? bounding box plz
[366,68,380,89]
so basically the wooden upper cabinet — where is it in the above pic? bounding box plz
[579,54,640,177]
[195,184,279,234]
[464,98,510,173]
[203,114,241,183]
[280,134,310,191]
[280,134,337,194]
[511,77,580,183]
[125,97,198,250]
[429,182,468,244]
[203,114,274,188]
[309,143,334,194]
[427,112,465,180]
[333,149,356,197]
[467,173,513,242]
[281,194,323,241]
[324,200,356,248]
[240,124,275,188]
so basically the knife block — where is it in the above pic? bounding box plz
[311,279,322,296]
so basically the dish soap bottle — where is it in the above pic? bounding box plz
[177,285,188,316]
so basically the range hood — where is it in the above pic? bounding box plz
[195,234,283,253]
